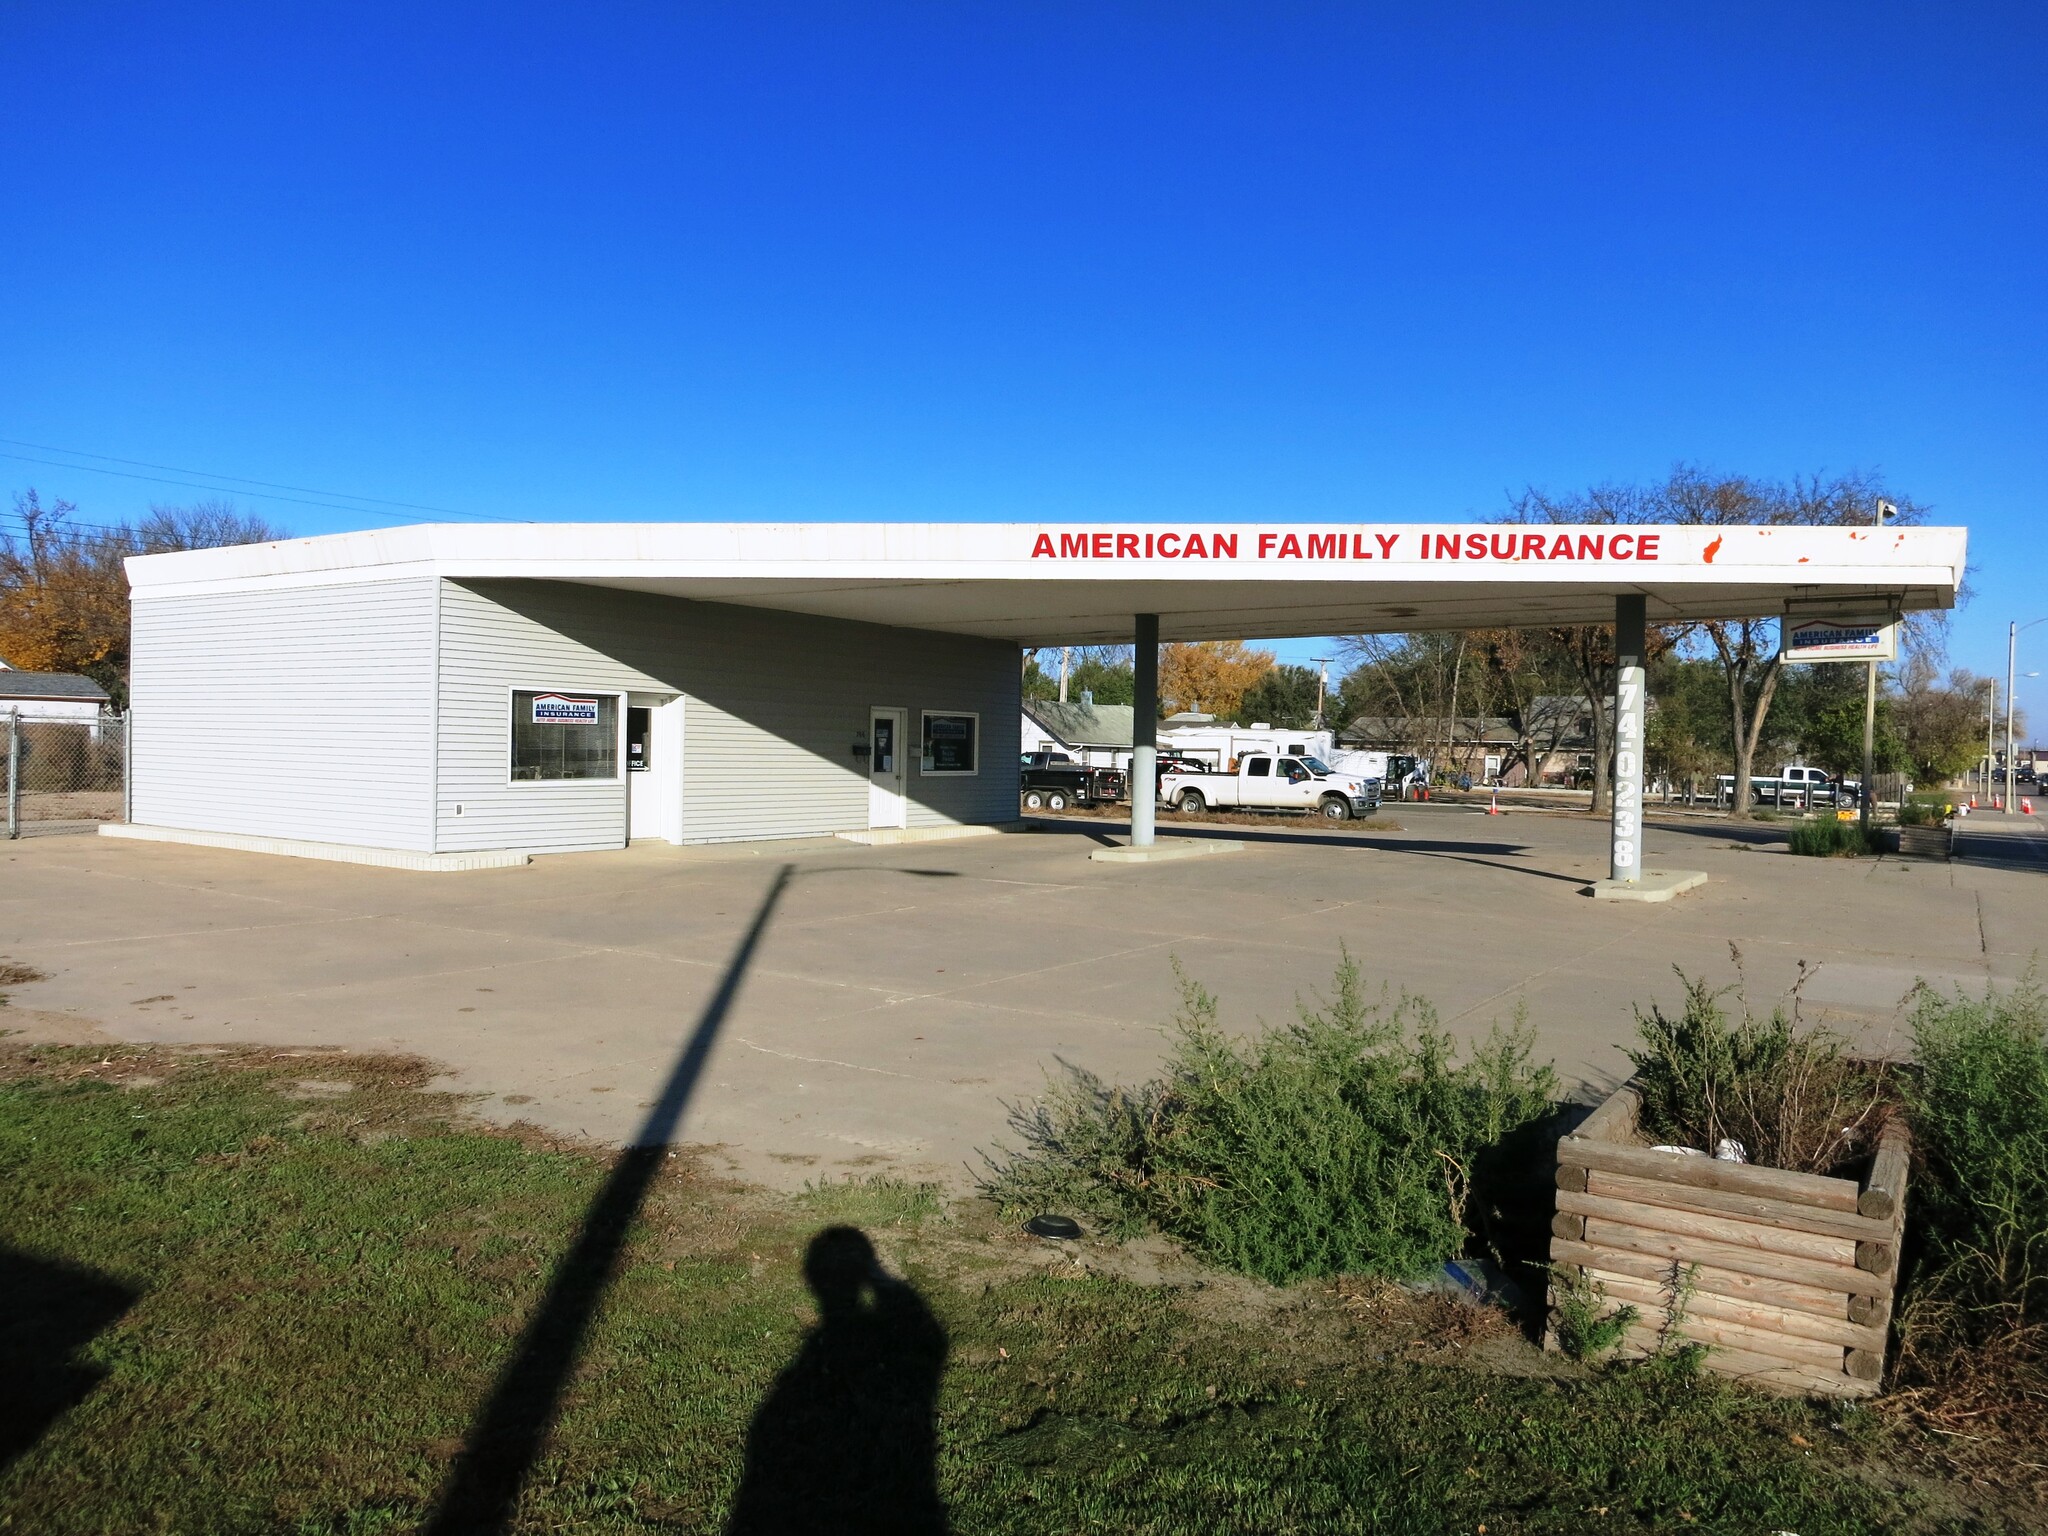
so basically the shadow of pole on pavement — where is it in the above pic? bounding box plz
[425,863,795,1536]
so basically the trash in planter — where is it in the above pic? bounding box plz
[1025,1214,1082,1240]
[1407,1256,1524,1311]
[1714,1138,1748,1163]
[1650,1144,1708,1157]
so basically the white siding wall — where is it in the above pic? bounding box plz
[129,580,436,850]
[437,580,1020,851]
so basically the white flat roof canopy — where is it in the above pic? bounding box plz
[127,521,1967,645]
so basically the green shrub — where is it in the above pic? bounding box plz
[1905,976,2048,1332]
[1550,1267,1637,1362]
[1627,970,1892,1175]
[982,953,1557,1285]
[1896,797,1950,828]
[1786,818,1869,857]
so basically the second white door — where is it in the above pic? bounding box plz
[868,707,907,829]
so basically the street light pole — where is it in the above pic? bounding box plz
[1310,656,1333,731]
[2008,622,2018,813]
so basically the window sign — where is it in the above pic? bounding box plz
[919,711,978,775]
[531,692,601,725]
[511,690,619,781]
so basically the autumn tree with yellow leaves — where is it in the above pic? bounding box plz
[1,490,283,703]
[1158,639,1275,720]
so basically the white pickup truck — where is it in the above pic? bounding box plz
[1716,764,1860,809]
[1159,751,1383,821]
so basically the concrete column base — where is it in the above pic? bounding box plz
[1585,868,1708,902]
[1090,838,1245,864]
[836,822,1024,846]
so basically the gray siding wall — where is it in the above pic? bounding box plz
[130,579,436,850]
[437,580,1019,851]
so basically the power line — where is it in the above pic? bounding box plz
[0,446,523,524]
[0,437,484,516]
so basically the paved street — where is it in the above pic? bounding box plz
[2,807,2039,1189]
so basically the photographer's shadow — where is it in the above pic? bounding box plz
[725,1226,950,1536]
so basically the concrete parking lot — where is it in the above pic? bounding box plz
[3,808,2041,1189]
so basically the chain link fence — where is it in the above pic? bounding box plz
[5,710,128,838]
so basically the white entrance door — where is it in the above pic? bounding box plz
[868,707,908,829]
[627,696,684,843]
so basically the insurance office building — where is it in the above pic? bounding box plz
[123,524,1022,865]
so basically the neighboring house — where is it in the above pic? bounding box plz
[0,668,112,725]
[1339,696,1627,785]
[1339,716,1518,782]
[1021,697,1136,772]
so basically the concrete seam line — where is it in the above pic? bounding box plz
[40,861,314,909]
[39,912,385,950]
[730,1038,929,1081]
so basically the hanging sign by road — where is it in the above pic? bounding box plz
[1782,615,1899,663]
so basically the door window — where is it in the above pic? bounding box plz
[1280,758,1311,784]
[1245,757,1271,777]
[873,716,896,775]
[626,707,651,772]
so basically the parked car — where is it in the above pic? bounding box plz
[1021,752,1125,811]
[1159,752,1382,821]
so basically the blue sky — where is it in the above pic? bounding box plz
[4,4,2044,727]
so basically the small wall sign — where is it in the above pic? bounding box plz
[531,693,601,725]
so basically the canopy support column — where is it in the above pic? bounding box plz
[1610,594,1646,885]
[1131,613,1158,848]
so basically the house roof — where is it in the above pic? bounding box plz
[1024,700,1136,748]
[0,670,109,702]
[1340,716,1519,746]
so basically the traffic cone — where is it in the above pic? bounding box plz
[1969,796,1978,809]
[1487,786,1501,815]
[2025,799,2035,815]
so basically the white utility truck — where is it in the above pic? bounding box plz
[1159,751,1384,821]
[1715,764,1859,808]
[1157,722,1391,785]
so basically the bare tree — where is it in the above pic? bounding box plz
[138,499,286,552]
[1510,466,1935,814]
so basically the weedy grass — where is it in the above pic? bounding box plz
[0,1043,2012,1534]
[982,952,1558,1285]
[795,1172,947,1229]
[1788,818,1872,857]
[0,958,47,999]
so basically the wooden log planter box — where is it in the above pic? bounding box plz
[1547,1079,1910,1398]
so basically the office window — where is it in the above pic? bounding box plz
[511,691,619,781]
[920,711,979,775]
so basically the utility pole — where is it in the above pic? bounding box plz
[1861,499,1895,837]
[1984,679,1996,802]
[2005,623,2044,812]
[1059,647,1070,705]
[1311,657,1333,731]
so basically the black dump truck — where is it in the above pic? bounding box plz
[1019,751,1125,811]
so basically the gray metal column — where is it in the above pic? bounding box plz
[1610,595,1646,884]
[6,711,19,841]
[1131,614,1159,847]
